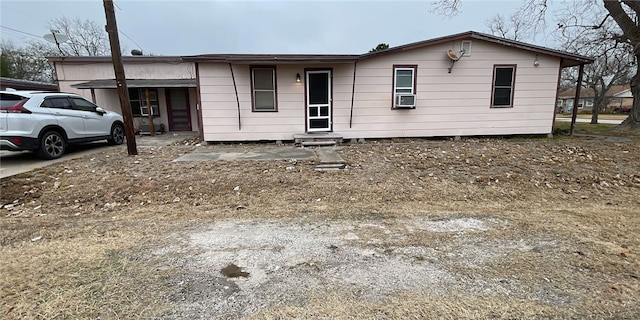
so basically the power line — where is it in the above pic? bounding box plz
[111,1,144,52]
[119,30,144,51]
[0,6,49,25]
[0,25,44,40]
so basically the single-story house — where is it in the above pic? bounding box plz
[557,84,630,113]
[1,77,58,91]
[49,31,593,142]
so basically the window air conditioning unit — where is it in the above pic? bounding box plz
[395,94,416,108]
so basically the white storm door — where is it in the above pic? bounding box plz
[306,70,331,132]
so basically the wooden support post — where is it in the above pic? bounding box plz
[570,63,585,136]
[145,88,155,136]
[103,0,137,155]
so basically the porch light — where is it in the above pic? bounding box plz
[534,55,540,67]
[296,73,301,83]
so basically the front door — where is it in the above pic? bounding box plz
[306,70,332,132]
[166,88,192,131]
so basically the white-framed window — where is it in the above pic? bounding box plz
[585,99,594,107]
[557,99,563,107]
[491,65,516,108]
[461,40,472,56]
[392,65,417,108]
[251,66,277,112]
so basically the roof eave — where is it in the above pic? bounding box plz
[47,56,185,63]
[182,55,359,63]
[358,31,594,66]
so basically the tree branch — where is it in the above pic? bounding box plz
[604,0,640,45]
[622,0,640,15]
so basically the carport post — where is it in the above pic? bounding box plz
[145,88,155,136]
[570,63,584,136]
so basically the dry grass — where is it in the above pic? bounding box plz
[247,291,574,319]
[1,135,639,319]
[556,114,628,120]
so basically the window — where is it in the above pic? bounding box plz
[392,65,417,108]
[42,97,73,109]
[461,40,472,56]
[557,99,563,107]
[70,97,97,112]
[251,66,277,111]
[128,88,159,116]
[491,65,516,108]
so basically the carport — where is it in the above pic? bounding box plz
[71,79,199,135]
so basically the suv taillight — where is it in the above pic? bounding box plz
[0,99,31,113]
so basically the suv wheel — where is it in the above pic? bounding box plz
[107,123,125,145]
[37,131,66,160]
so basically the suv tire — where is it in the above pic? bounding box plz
[107,123,125,145]
[36,131,66,160]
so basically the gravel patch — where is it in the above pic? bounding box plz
[158,217,493,319]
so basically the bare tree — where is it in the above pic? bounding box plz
[1,41,56,82]
[431,0,640,129]
[557,22,633,123]
[485,13,533,41]
[1,17,113,83]
[49,17,111,56]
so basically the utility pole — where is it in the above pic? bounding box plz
[104,0,137,155]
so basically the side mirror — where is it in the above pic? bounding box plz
[95,107,107,115]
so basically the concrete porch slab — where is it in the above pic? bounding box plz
[174,146,316,162]
[316,147,345,164]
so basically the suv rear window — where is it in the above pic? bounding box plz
[42,97,73,109]
[0,93,28,109]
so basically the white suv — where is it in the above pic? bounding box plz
[0,91,125,160]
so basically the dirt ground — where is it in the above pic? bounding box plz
[1,134,639,319]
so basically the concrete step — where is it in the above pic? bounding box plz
[315,163,347,171]
[301,140,336,147]
[294,132,343,146]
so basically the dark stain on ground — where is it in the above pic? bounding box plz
[221,263,250,278]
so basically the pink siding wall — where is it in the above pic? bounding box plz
[199,64,309,141]
[56,62,195,81]
[341,40,559,138]
[199,39,560,141]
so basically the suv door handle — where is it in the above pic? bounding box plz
[83,115,88,119]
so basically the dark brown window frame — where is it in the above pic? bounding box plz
[250,65,278,112]
[490,64,517,108]
[391,64,418,109]
[128,88,160,117]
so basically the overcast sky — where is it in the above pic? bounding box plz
[1,0,559,56]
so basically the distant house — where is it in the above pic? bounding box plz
[49,31,593,141]
[608,87,633,113]
[557,84,630,113]
[0,77,58,91]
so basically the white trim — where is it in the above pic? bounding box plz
[306,70,332,132]
[461,40,472,56]
[393,67,415,94]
